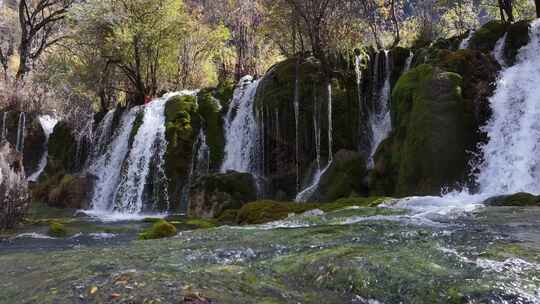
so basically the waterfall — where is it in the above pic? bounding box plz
[404,51,414,72]
[459,31,473,49]
[492,33,508,67]
[1,112,7,140]
[88,108,139,212]
[89,110,116,162]
[112,93,178,213]
[180,128,210,211]
[313,86,321,171]
[295,82,333,202]
[367,50,392,167]
[221,75,260,174]
[15,112,25,152]
[475,20,540,195]
[27,116,58,182]
[293,61,301,193]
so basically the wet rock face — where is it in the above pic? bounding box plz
[188,171,257,219]
[1,111,46,176]
[0,141,30,229]
[33,172,96,209]
[371,65,472,197]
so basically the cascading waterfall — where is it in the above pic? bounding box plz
[476,20,540,195]
[492,33,508,67]
[313,86,322,171]
[27,116,58,182]
[15,112,25,152]
[221,75,260,174]
[1,112,7,140]
[112,93,178,213]
[88,108,139,212]
[295,83,333,202]
[367,50,392,167]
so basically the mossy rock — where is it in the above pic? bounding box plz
[316,150,367,202]
[185,218,217,229]
[188,171,257,218]
[504,20,531,65]
[196,90,225,170]
[469,20,507,52]
[216,209,239,225]
[236,197,390,225]
[164,95,200,211]
[138,220,177,240]
[46,122,77,173]
[48,221,68,237]
[34,173,94,209]
[371,64,471,196]
[484,192,540,206]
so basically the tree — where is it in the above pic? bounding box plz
[16,0,74,80]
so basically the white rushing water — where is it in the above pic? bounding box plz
[404,51,414,72]
[388,21,540,216]
[221,75,260,174]
[180,128,210,210]
[88,107,139,212]
[27,115,58,182]
[295,83,333,202]
[89,109,116,163]
[492,33,508,67]
[293,61,301,193]
[367,50,392,167]
[476,20,540,195]
[15,112,25,152]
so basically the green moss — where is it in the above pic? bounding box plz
[236,197,390,225]
[216,209,239,224]
[142,217,163,223]
[214,80,235,107]
[318,150,366,202]
[371,64,470,196]
[48,221,68,237]
[47,122,76,172]
[197,90,225,168]
[485,192,540,206]
[185,219,217,229]
[138,220,177,240]
[469,20,507,52]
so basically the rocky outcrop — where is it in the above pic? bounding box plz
[1,111,46,176]
[33,173,95,209]
[313,149,367,202]
[484,193,540,206]
[188,171,257,218]
[0,141,30,229]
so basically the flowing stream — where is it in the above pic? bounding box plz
[15,112,25,152]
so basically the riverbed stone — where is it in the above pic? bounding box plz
[188,171,257,219]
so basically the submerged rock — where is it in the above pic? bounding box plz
[139,220,177,240]
[188,171,257,218]
[0,141,30,229]
[484,192,540,206]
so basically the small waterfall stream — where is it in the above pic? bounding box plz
[367,50,392,167]
[404,51,414,72]
[27,116,58,182]
[1,112,7,140]
[459,31,474,49]
[15,112,26,152]
[89,110,116,162]
[180,128,210,211]
[295,82,333,202]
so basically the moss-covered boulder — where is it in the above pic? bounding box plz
[484,192,540,206]
[188,171,257,218]
[138,220,177,240]
[46,121,77,173]
[196,90,225,170]
[315,150,367,202]
[370,64,472,196]
[164,94,200,211]
[504,20,531,65]
[33,173,95,209]
[469,20,507,52]
[48,221,68,237]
